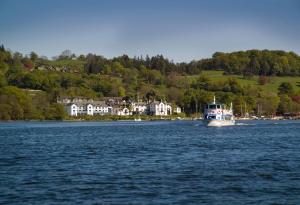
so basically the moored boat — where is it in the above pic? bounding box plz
[203,96,235,127]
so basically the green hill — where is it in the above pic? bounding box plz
[189,70,300,93]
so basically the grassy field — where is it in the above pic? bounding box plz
[190,70,300,93]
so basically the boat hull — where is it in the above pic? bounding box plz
[203,119,235,127]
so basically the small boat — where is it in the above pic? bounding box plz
[134,117,142,122]
[203,96,235,127]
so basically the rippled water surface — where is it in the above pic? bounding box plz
[1,120,300,204]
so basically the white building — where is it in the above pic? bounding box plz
[66,103,78,116]
[93,101,113,115]
[114,107,131,116]
[59,97,179,117]
[131,102,148,115]
[59,98,112,116]
[149,100,172,116]
[174,106,182,114]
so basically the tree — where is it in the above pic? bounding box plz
[92,80,112,96]
[85,54,107,74]
[146,90,156,102]
[140,68,164,85]
[233,95,245,116]
[102,65,112,75]
[0,104,11,120]
[0,61,9,73]
[0,73,7,87]
[193,74,211,90]
[277,94,293,114]
[45,104,66,120]
[278,82,294,96]
[0,86,34,120]
[166,87,184,106]
[257,95,279,116]
[118,86,126,97]
[58,49,73,60]
[182,89,213,114]
[12,52,24,70]
[30,52,38,62]
[216,92,234,106]
[112,62,124,75]
[227,78,243,94]
[77,54,86,61]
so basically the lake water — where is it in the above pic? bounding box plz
[0,120,300,204]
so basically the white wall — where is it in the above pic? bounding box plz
[87,104,93,115]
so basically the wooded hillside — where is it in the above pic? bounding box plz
[1,45,300,120]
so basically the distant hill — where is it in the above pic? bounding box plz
[197,50,300,76]
[188,70,300,93]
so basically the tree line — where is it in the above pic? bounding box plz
[200,50,300,77]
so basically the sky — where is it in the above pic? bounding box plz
[0,0,300,62]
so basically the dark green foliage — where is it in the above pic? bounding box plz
[0,86,35,120]
[0,72,7,87]
[277,94,293,114]
[200,50,300,76]
[278,82,294,96]
[85,54,107,74]
[44,104,66,120]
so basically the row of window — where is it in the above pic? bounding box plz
[206,104,222,109]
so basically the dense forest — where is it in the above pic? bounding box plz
[200,50,300,76]
[1,44,300,120]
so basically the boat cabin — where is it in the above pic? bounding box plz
[204,103,233,120]
[205,104,222,110]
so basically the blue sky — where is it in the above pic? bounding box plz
[0,0,299,62]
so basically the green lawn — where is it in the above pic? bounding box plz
[190,70,300,93]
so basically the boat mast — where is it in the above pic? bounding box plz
[195,97,198,117]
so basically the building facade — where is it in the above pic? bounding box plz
[131,101,148,115]
[58,98,112,116]
[58,97,179,117]
[149,101,172,116]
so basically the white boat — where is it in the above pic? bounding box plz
[134,118,142,122]
[203,96,235,127]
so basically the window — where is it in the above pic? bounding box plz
[209,105,216,109]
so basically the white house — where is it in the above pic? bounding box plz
[60,97,178,117]
[66,103,78,116]
[131,102,148,114]
[87,104,93,115]
[61,98,112,116]
[93,101,113,115]
[149,100,172,116]
[114,107,131,116]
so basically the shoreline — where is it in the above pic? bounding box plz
[1,117,300,122]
